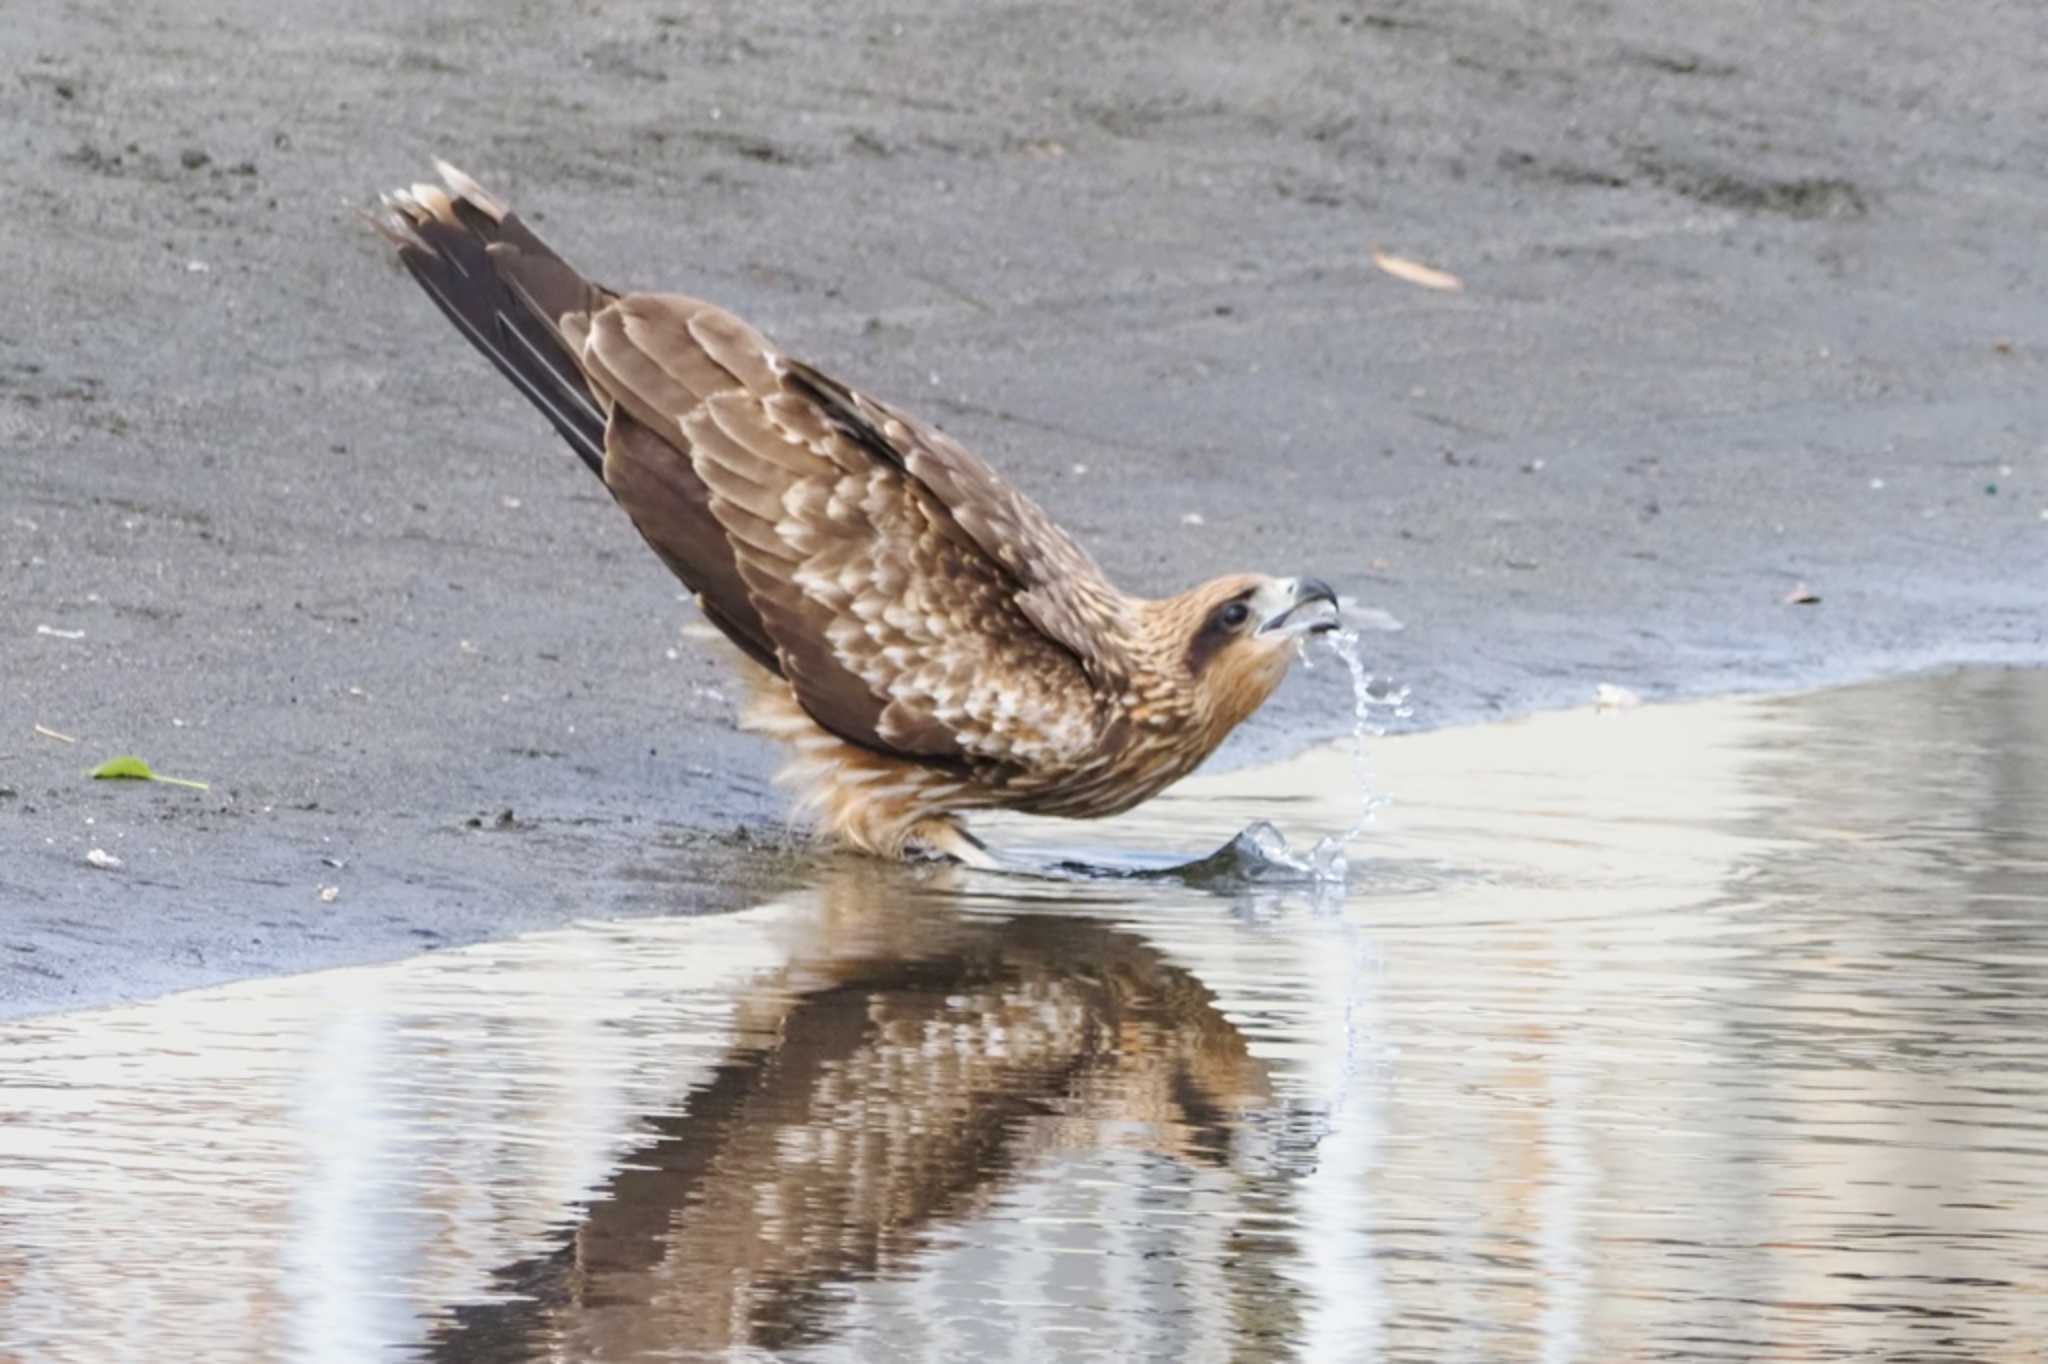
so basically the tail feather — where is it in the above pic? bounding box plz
[379,168,610,477]
[376,164,801,692]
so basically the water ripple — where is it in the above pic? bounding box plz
[2,668,2045,1361]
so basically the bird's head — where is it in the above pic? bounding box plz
[1142,574,1341,749]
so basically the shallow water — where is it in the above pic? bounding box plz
[4,668,2047,1363]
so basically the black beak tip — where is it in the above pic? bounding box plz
[1295,577,1340,610]
[1262,576,1343,635]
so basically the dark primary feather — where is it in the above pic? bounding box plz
[600,407,781,674]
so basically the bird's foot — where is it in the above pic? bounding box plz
[903,817,1001,870]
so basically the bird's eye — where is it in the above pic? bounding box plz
[1216,601,1252,631]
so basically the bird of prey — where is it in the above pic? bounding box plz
[377,162,1339,865]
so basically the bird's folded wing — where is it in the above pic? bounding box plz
[569,293,1121,769]
[776,359,1132,685]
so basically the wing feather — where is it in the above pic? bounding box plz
[599,410,778,672]
[558,292,1118,771]
[616,299,753,408]
[685,307,783,395]
[385,171,1117,771]
[778,361,1132,686]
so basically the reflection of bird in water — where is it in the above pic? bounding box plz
[424,864,1302,1360]
[376,164,1340,864]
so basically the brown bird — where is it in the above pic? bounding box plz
[376,163,1338,865]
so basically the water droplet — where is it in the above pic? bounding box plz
[1240,628,1402,884]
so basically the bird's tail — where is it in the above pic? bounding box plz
[375,162,612,476]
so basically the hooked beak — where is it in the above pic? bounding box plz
[1259,577,1341,635]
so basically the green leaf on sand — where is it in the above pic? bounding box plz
[90,755,210,790]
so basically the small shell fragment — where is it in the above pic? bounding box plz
[1595,683,1642,711]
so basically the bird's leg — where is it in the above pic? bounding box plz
[904,816,1001,870]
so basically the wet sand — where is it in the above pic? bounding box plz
[3,1,2045,1015]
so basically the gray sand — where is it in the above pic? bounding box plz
[3,0,2043,1016]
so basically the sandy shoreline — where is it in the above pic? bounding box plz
[4,0,2043,1017]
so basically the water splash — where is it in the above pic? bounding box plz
[1069,629,1409,888]
[1310,627,1407,878]
[1230,628,1409,884]
[1295,629,1407,1160]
